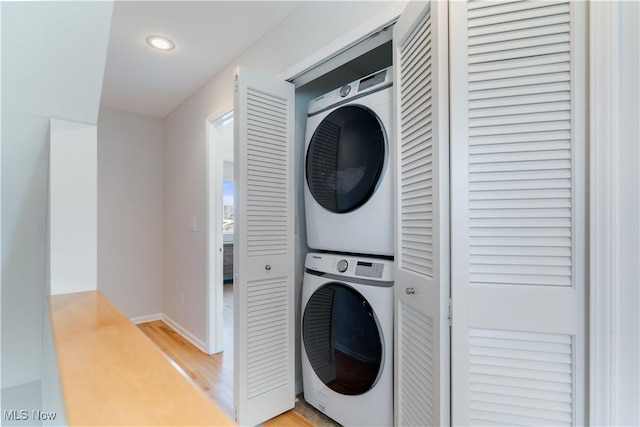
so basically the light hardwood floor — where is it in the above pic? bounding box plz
[137,320,235,416]
[138,285,316,426]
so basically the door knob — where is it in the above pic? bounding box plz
[406,287,415,295]
[265,265,271,271]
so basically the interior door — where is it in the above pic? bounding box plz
[393,2,450,426]
[233,66,295,426]
[450,1,587,425]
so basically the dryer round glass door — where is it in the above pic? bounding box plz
[306,105,385,213]
[303,282,383,395]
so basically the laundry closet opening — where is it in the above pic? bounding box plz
[206,28,394,352]
[204,21,396,423]
[291,29,394,426]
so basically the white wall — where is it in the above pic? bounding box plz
[1,381,42,427]
[223,161,234,182]
[162,0,397,345]
[40,303,66,426]
[98,108,163,319]
[614,1,640,422]
[1,112,49,389]
[1,1,112,390]
[49,119,97,296]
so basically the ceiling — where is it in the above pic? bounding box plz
[100,1,302,118]
[4,1,112,125]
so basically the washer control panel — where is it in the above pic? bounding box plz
[305,252,394,282]
[354,261,385,279]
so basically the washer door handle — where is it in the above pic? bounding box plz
[405,287,415,295]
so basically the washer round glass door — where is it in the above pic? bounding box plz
[303,282,383,395]
[306,105,386,213]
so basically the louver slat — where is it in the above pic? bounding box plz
[468,2,570,29]
[399,303,434,427]
[246,88,289,257]
[467,1,573,288]
[399,9,434,279]
[469,329,574,426]
[246,277,289,399]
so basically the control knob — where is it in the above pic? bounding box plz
[339,85,351,97]
[337,259,348,273]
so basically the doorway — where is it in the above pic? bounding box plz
[206,111,234,355]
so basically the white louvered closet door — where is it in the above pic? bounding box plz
[393,2,450,426]
[233,66,295,426]
[450,1,587,425]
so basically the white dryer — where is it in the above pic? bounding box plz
[304,67,394,256]
[301,252,393,426]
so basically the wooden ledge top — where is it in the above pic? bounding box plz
[49,290,235,426]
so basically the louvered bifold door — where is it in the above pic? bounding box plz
[233,66,295,426]
[393,2,450,426]
[450,1,587,425]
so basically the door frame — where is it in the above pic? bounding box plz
[205,105,233,354]
[205,2,407,356]
[589,1,640,424]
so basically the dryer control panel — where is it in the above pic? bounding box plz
[307,66,393,115]
[305,252,394,282]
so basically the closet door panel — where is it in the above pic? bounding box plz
[451,1,587,425]
[233,66,296,426]
[393,2,450,426]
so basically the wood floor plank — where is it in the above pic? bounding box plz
[262,410,314,427]
[138,320,235,417]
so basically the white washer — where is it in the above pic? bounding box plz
[301,252,393,426]
[304,67,394,256]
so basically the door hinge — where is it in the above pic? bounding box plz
[447,298,452,327]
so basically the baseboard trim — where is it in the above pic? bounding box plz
[160,314,209,354]
[130,313,162,324]
[131,313,208,354]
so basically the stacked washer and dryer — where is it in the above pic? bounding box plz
[301,67,394,426]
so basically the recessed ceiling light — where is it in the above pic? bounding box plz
[145,35,175,51]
